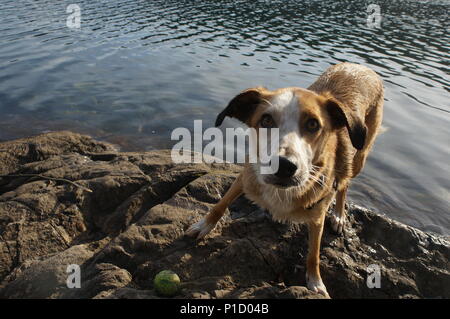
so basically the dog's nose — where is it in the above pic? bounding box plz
[274,157,297,178]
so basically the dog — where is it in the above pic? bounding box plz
[186,62,384,297]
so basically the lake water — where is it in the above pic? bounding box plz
[0,0,449,235]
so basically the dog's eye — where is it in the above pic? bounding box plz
[305,118,320,132]
[260,114,276,128]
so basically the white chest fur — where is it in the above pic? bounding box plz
[243,181,306,223]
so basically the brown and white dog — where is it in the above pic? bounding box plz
[186,62,384,297]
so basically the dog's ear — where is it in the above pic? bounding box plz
[325,98,367,150]
[215,87,266,127]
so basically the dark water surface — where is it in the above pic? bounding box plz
[0,0,449,234]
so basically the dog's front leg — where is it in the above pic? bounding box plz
[186,173,243,240]
[306,213,329,298]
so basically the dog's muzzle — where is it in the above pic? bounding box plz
[264,156,300,188]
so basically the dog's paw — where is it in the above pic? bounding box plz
[330,212,345,234]
[185,218,216,240]
[306,275,330,298]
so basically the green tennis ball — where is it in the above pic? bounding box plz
[153,270,181,297]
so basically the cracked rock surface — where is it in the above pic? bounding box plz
[0,131,449,299]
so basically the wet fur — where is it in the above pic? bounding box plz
[186,62,384,297]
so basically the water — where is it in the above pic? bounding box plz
[0,0,449,235]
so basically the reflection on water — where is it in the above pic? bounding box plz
[0,0,449,234]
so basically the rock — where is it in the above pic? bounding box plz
[0,131,114,176]
[0,131,448,299]
[0,244,95,298]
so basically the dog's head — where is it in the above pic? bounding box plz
[216,87,366,188]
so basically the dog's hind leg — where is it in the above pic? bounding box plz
[331,183,348,234]
[331,99,383,234]
[186,173,243,239]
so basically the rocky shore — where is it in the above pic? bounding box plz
[0,131,448,299]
